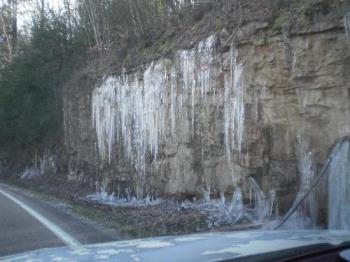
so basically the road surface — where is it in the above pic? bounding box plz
[0,183,118,257]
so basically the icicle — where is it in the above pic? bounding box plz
[200,185,211,202]
[92,35,216,174]
[100,185,108,201]
[91,36,221,201]
[269,189,277,217]
[247,177,267,222]
[170,66,177,138]
[344,13,350,42]
[224,46,245,162]
[227,187,244,224]
[220,191,226,205]
[287,136,319,228]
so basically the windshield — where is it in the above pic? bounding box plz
[1,0,350,261]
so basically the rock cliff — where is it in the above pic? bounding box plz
[62,0,350,224]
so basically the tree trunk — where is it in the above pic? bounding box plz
[0,8,13,63]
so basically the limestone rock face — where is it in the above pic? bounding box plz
[63,1,350,217]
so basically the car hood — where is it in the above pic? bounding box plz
[2,230,350,262]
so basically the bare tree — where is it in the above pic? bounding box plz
[0,0,19,64]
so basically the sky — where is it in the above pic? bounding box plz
[17,0,68,29]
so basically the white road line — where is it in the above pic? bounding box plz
[0,187,81,248]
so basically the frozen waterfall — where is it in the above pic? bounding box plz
[92,35,243,173]
[328,139,350,230]
[91,35,251,208]
[275,138,350,230]
[92,63,167,173]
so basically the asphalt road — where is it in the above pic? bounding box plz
[0,183,119,257]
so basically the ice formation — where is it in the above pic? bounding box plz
[227,187,244,223]
[92,35,246,177]
[90,35,266,224]
[177,0,197,7]
[21,152,57,179]
[90,33,287,229]
[92,64,167,172]
[246,177,275,223]
[328,139,350,230]
[87,176,274,226]
[21,167,40,179]
[285,139,319,229]
[344,13,350,41]
[277,138,350,230]
[274,144,319,230]
[92,35,218,173]
[87,184,161,207]
[297,150,319,227]
[224,46,245,160]
[181,177,275,226]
